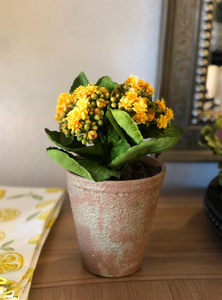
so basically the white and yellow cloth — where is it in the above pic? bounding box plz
[0,186,65,300]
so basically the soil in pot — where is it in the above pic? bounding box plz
[120,160,161,181]
[109,160,161,181]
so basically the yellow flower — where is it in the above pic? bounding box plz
[166,108,174,121]
[157,115,168,129]
[74,85,97,100]
[55,93,76,123]
[66,110,82,133]
[125,75,139,90]
[119,90,138,110]
[156,99,166,110]
[138,79,155,95]
[148,108,155,122]
[132,113,148,124]
[99,87,108,95]
[88,130,97,140]
[66,97,89,133]
[124,75,155,95]
[133,98,148,114]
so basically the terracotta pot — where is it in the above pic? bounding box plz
[66,156,166,277]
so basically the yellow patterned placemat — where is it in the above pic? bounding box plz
[0,186,65,299]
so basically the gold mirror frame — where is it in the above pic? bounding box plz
[158,0,220,161]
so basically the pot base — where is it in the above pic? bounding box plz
[83,261,142,278]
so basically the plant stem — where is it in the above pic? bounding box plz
[98,131,110,165]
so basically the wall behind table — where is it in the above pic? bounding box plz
[162,162,218,191]
[0,0,162,187]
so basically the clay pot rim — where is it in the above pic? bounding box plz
[66,155,166,185]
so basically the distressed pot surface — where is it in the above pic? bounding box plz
[66,156,166,277]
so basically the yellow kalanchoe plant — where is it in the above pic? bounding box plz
[45,72,184,182]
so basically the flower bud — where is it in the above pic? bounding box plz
[94,115,100,121]
[64,129,71,137]
[77,135,83,141]
[82,138,87,145]
[92,125,98,130]
[97,120,103,126]
[105,92,110,99]
[88,130,97,140]
[85,119,91,125]
[91,93,97,100]
[111,103,117,108]
[94,108,101,115]
[84,124,90,131]
[100,93,105,99]
[97,99,106,108]
[83,133,88,139]
[91,100,96,107]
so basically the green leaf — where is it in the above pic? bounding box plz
[47,147,120,182]
[45,129,83,150]
[140,124,184,139]
[60,133,74,146]
[96,76,118,93]
[1,240,14,247]
[30,193,43,200]
[69,72,89,94]
[109,137,179,169]
[111,139,130,161]
[26,211,40,222]
[1,247,14,251]
[106,109,126,140]
[45,128,106,164]
[74,143,106,165]
[110,109,143,145]
[105,117,119,144]
[7,194,27,199]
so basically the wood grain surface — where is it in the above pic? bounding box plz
[29,189,222,300]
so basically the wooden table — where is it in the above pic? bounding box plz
[29,189,222,300]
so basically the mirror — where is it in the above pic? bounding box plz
[159,0,222,159]
[191,0,222,124]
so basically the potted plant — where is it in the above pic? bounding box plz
[45,72,184,277]
[199,119,222,238]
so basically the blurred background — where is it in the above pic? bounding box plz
[0,0,219,189]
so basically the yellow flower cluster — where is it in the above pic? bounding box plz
[55,85,109,144]
[111,75,174,129]
[55,93,76,122]
[125,75,155,95]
